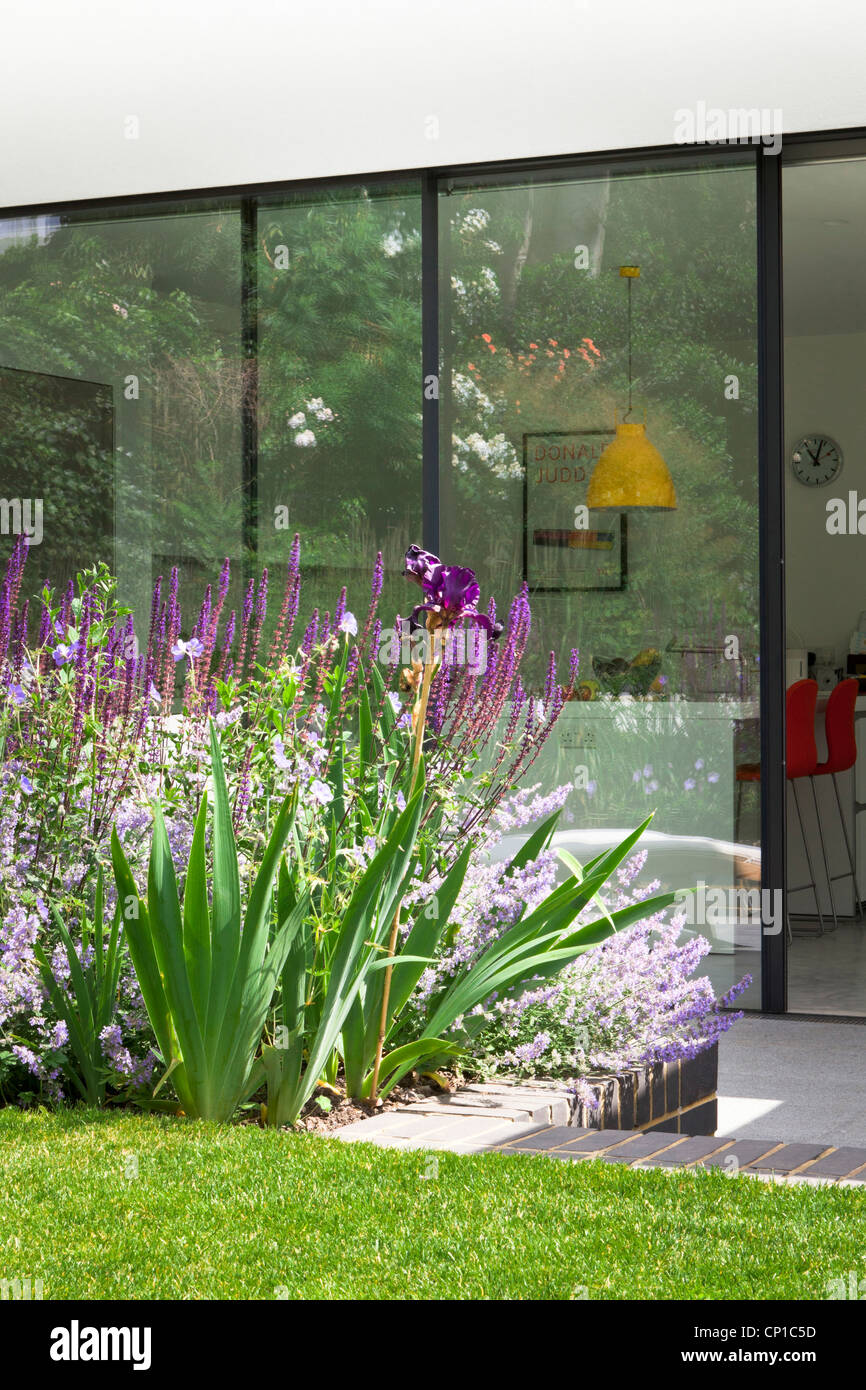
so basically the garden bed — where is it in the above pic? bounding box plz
[340,1045,719,1139]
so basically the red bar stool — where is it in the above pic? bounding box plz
[736,678,821,940]
[810,677,863,927]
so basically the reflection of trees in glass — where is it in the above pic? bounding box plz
[442,168,759,693]
[0,211,244,625]
[256,190,422,570]
[0,366,113,595]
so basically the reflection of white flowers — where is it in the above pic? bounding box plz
[453,373,494,416]
[293,429,316,447]
[288,411,306,428]
[453,431,521,480]
[450,268,500,317]
[382,229,403,257]
[457,208,491,235]
[306,397,335,422]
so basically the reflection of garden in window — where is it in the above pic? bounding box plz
[0,188,424,645]
[0,365,114,595]
[256,184,422,626]
[440,163,759,697]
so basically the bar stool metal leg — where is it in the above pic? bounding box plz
[831,771,865,921]
[791,779,826,935]
[808,776,839,932]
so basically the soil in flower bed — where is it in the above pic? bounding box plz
[294,1080,446,1134]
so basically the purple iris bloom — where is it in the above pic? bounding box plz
[404,545,442,588]
[409,560,497,635]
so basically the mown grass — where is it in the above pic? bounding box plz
[0,1107,860,1300]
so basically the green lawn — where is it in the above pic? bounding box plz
[0,1107,861,1300]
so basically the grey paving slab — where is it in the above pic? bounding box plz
[798,1146,866,1178]
[701,1139,783,1169]
[497,1125,592,1151]
[640,1136,734,1167]
[595,1133,688,1164]
[748,1142,830,1173]
[562,1128,641,1153]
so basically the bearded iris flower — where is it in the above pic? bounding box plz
[404,546,502,639]
[410,564,500,636]
[404,544,442,589]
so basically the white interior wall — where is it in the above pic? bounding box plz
[785,331,866,660]
[2,0,866,209]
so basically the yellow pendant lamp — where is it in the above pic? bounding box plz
[587,266,677,511]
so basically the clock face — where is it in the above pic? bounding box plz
[791,434,843,487]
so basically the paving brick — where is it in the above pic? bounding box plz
[595,1133,688,1164]
[701,1139,783,1170]
[375,1113,472,1140]
[748,1143,829,1174]
[399,1101,544,1123]
[562,1128,641,1153]
[798,1147,866,1179]
[641,1136,734,1167]
[681,1047,718,1108]
[646,1116,681,1134]
[499,1125,591,1151]
[679,1098,717,1136]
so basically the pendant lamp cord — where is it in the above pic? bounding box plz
[625,274,633,421]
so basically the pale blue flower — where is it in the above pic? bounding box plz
[310,779,333,806]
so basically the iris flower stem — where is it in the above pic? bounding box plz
[369,625,442,1105]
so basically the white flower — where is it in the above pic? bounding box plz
[459,208,490,235]
[288,411,306,428]
[382,229,403,257]
[306,397,335,423]
[310,779,334,806]
[338,611,358,636]
[293,429,316,447]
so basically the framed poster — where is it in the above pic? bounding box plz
[523,429,627,592]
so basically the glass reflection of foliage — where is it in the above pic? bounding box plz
[441,166,759,696]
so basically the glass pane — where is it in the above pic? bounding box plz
[256,183,422,622]
[0,203,245,632]
[784,154,866,1015]
[440,157,761,1007]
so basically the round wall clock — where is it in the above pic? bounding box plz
[791,434,844,487]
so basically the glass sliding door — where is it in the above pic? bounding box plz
[440,154,762,1005]
[783,151,866,1015]
[0,201,245,638]
[0,180,424,656]
[256,182,423,623]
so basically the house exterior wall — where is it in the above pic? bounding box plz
[1,0,865,209]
